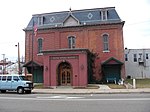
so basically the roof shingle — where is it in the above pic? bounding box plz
[25,7,123,30]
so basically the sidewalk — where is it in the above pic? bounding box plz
[32,85,150,94]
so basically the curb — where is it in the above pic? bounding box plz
[32,88,150,94]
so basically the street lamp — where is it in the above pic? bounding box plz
[15,42,21,74]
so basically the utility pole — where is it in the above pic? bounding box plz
[2,54,5,74]
[15,42,21,74]
[31,18,36,82]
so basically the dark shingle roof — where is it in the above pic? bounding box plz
[25,7,123,30]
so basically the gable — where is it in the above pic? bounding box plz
[63,15,79,26]
[102,57,124,65]
[23,61,43,67]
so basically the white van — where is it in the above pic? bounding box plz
[0,74,34,94]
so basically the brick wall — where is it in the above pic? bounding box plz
[25,23,125,80]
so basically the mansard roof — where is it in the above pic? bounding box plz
[25,7,124,31]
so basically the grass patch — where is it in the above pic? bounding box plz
[125,79,150,88]
[74,84,99,89]
[87,84,100,89]
[107,84,126,89]
[34,83,44,89]
[34,84,100,89]
[34,83,54,89]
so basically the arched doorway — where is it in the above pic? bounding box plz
[57,62,72,86]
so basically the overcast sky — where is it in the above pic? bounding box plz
[0,0,150,61]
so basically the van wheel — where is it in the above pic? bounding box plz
[17,87,24,94]
[1,90,6,93]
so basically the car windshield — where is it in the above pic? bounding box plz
[19,76,28,81]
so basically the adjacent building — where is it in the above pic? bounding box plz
[23,7,125,87]
[125,49,150,79]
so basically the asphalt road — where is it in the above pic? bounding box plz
[0,92,150,112]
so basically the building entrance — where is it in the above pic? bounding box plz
[58,62,72,86]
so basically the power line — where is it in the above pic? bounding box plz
[0,41,24,45]
[125,19,150,26]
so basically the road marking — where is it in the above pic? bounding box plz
[0,97,150,101]
[37,95,66,99]
[85,98,150,101]
[37,95,84,99]
[0,97,35,100]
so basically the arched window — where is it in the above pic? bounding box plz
[103,34,109,51]
[38,38,43,53]
[68,36,75,48]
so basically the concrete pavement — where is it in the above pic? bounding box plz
[32,85,150,94]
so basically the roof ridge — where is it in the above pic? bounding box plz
[32,7,115,16]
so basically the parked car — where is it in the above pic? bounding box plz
[0,74,34,94]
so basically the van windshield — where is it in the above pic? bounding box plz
[19,76,28,81]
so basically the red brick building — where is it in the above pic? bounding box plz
[24,7,125,87]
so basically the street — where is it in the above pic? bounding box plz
[0,92,150,112]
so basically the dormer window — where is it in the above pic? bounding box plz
[68,36,76,49]
[101,10,108,21]
[38,16,43,26]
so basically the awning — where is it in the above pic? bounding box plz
[102,57,124,65]
[23,61,43,67]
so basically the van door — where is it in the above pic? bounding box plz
[1,76,12,89]
[5,76,12,89]
[11,76,21,90]
[0,76,10,89]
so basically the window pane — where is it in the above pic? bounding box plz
[125,54,128,61]
[72,38,75,48]
[13,76,19,81]
[146,54,149,59]
[7,76,12,81]
[68,36,75,48]
[103,35,108,42]
[103,34,109,51]
[38,39,43,53]
[19,76,27,81]
[68,37,71,48]
[2,76,6,81]
[104,43,109,51]
[133,54,137,62]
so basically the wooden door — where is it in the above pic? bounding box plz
[60,68,71,86]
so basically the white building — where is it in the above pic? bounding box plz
[125,49,150,79]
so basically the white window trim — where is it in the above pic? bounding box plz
[67,35,76,49]
[102,33,109,52]
[103,50,110,53]
[37,53,43,56]
[101,10,108,21]
[37,38,43,54]
[38,16,43,26]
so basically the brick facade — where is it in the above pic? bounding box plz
[24,7,125,87]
